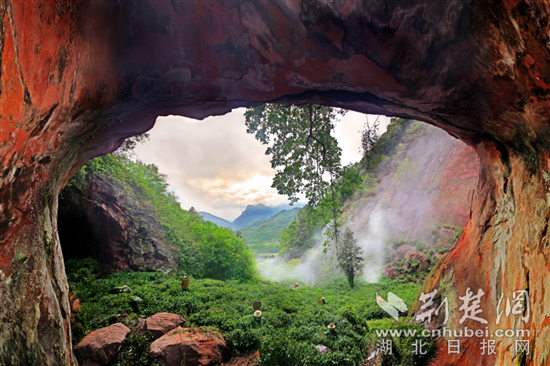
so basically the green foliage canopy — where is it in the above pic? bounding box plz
[244,104,345,206]
[67,153,257,282]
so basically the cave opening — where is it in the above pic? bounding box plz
[57,108,390,274]
[57,107,479,284]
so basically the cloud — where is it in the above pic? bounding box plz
[133,109,284,220]
[133,108,392,220]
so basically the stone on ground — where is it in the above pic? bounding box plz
[144,312,185,339]
[219,351,260,366]
[149,327,229,366]
[74,323,131,366]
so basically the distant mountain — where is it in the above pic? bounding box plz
[272,202,306,211]
[200,203,306,231]
[240,208,300,245]
[199,212,236,230]
[231,204,281,230]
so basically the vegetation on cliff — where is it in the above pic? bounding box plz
[65,154,257,281]
[276,118,467,286]
[240,208,300,253]
[278,118,415,261]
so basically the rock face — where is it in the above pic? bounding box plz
[149,328,229,366]
[58,170,176,274]
[382,265,397,280]
[413,140,547,366]
[2,1,550,365]
[143,313,185,339]
[73,323,130,366]
[345,124,479,242]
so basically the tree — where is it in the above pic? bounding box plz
[114,133,150,159]
[359,116,379,164]
[279,206,322,259]
[337,165,364,201]
[245,104,346,246]
[244,104,345,205]
[336,227,364,288]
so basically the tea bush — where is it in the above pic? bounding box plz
[69,267,431,366]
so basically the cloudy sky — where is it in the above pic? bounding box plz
[134,108,391,221]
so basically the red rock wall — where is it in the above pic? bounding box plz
[2,1,550,365]
[416,139,547,366]
[345,123,479,242]
[428,137,480,228]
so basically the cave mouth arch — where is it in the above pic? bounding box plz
[3,1,550,365]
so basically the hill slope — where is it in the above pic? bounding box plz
[59,155,257,281]
[276,119,479,283]
[198,211,235,230]
[240,208,300,253]
[344,120,478,241]
[231,204,281,229]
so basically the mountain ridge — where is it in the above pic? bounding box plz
[200,203,305,230]
[198,211,236,230]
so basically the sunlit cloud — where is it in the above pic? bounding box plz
[192,173,282,206]
[133,108,392,221]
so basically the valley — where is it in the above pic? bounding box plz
[59,117,478,365]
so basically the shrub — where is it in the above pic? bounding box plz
[367,319,437,366]
[68,269,425,366]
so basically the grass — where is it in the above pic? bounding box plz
[69,259,434,366]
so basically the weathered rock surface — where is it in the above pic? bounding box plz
[69,294,81,322]
[346,125,479,240]
[144,313,185,339]
[58,171,176,274]
[73,323,130,366]
[413,140,548,366]
[71,299,81,315]
[2,1,550,365]
[149,327,228,366]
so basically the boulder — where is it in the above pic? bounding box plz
[149,327,229,366]
[74,323,131,366]
[145,312,186,339]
